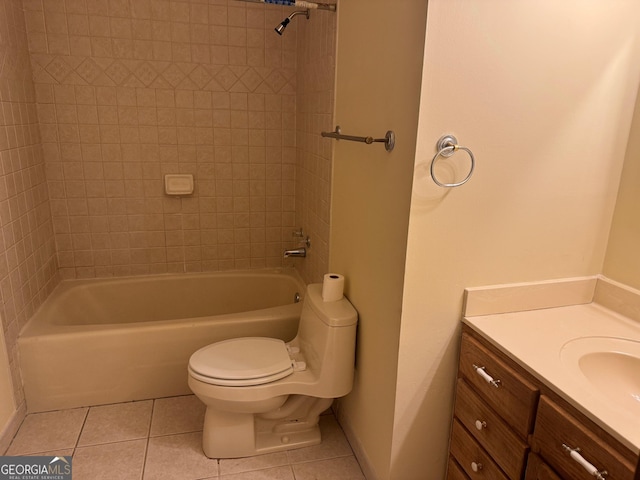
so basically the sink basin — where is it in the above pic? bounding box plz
[560,337,640,413]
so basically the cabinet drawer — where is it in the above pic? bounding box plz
[450,419,509,480]
[524,453,561,480]
[532,396,635,480]
[455,378,528,479]
[447,457,470,480]
[459,333,538,437]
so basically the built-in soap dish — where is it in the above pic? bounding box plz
[164,174,194,196]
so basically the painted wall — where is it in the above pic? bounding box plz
[603,87,640,289]
[23,0,300,278]
[294,4,336,284]
[330,1,428,479]
[0,0,58,439]
[392,1,640,478]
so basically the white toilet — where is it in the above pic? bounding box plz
[187,283,358,458]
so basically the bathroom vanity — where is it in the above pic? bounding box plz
[447,276,640,480]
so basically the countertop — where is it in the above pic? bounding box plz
[462,275,640,454]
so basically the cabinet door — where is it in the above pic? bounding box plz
[532,396,635,480]
[524,453,561,480]
[459,333,538,437]
[455,379,528,479]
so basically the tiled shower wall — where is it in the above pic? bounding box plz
[294,6,335,284]
[0,0,338,424]
[0,0,58,408]
[24,0,300,278]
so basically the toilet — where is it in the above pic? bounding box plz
[187,283,358,458]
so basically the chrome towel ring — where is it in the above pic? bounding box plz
[430,134,475,187]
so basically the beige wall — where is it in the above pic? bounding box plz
[0,0,59,438]
[294,4,336,284]
[393,1,640,478]
[604,87,640,289]
[330,1,428,479]
[24,0,300,278]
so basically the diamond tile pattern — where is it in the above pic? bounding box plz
[44,56,72,82]
[22,0,305,279]
[31,56,295,94]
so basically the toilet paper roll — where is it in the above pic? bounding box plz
[322,273,345,302]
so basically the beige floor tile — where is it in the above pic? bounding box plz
[219,452,289,476]
[144,432,218,480]
[73,439,147,480]
[219,465,295,480]
[292,456,366,480]
[150,395,205,437]
[7,408,88,455]
[78,400,153,447]
[286,416,354,464]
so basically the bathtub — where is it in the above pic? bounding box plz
[18,269,305,413]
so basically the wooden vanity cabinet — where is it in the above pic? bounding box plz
[448,327,639,480]
[532,396,635,480]
[448,332,538,479]
[458,333,538,438]
[454,379,529,479]
[450,419,509,480]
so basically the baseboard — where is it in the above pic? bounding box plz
[0,402,26,455]
[336,406,378,480]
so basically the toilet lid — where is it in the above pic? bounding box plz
[188,337,294,386]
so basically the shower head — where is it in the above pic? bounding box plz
[275,9,310,35]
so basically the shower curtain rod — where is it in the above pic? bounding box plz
[236,0,336,12]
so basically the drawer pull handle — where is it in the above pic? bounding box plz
[471,461,483,472]
[472,364,501,388]
[475,420,487,431]
[562,444,608,480]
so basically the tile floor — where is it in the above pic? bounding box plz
[5,395,366,480]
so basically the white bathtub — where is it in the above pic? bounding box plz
[18,269,305,413]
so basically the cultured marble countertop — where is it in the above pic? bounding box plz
[462,276,640,454]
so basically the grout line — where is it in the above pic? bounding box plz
[68,436,151,450]
[139,398,156,480]
[149,429,203,439]
[2,407,28,456]
[147,398,156,438]
[71,407,90,456]
[9,402,364,478]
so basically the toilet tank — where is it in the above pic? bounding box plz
[295,284,357,398]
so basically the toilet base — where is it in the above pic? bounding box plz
[201,396,333,458]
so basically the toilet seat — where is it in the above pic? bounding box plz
[188,337,294,387]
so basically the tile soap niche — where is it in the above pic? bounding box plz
[165,174,194,197]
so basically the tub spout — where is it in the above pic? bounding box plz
[284,247,306,258]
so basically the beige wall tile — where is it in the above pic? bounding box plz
[0,0,335,439]
[25,0,299,277]
[0,0,59,424]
